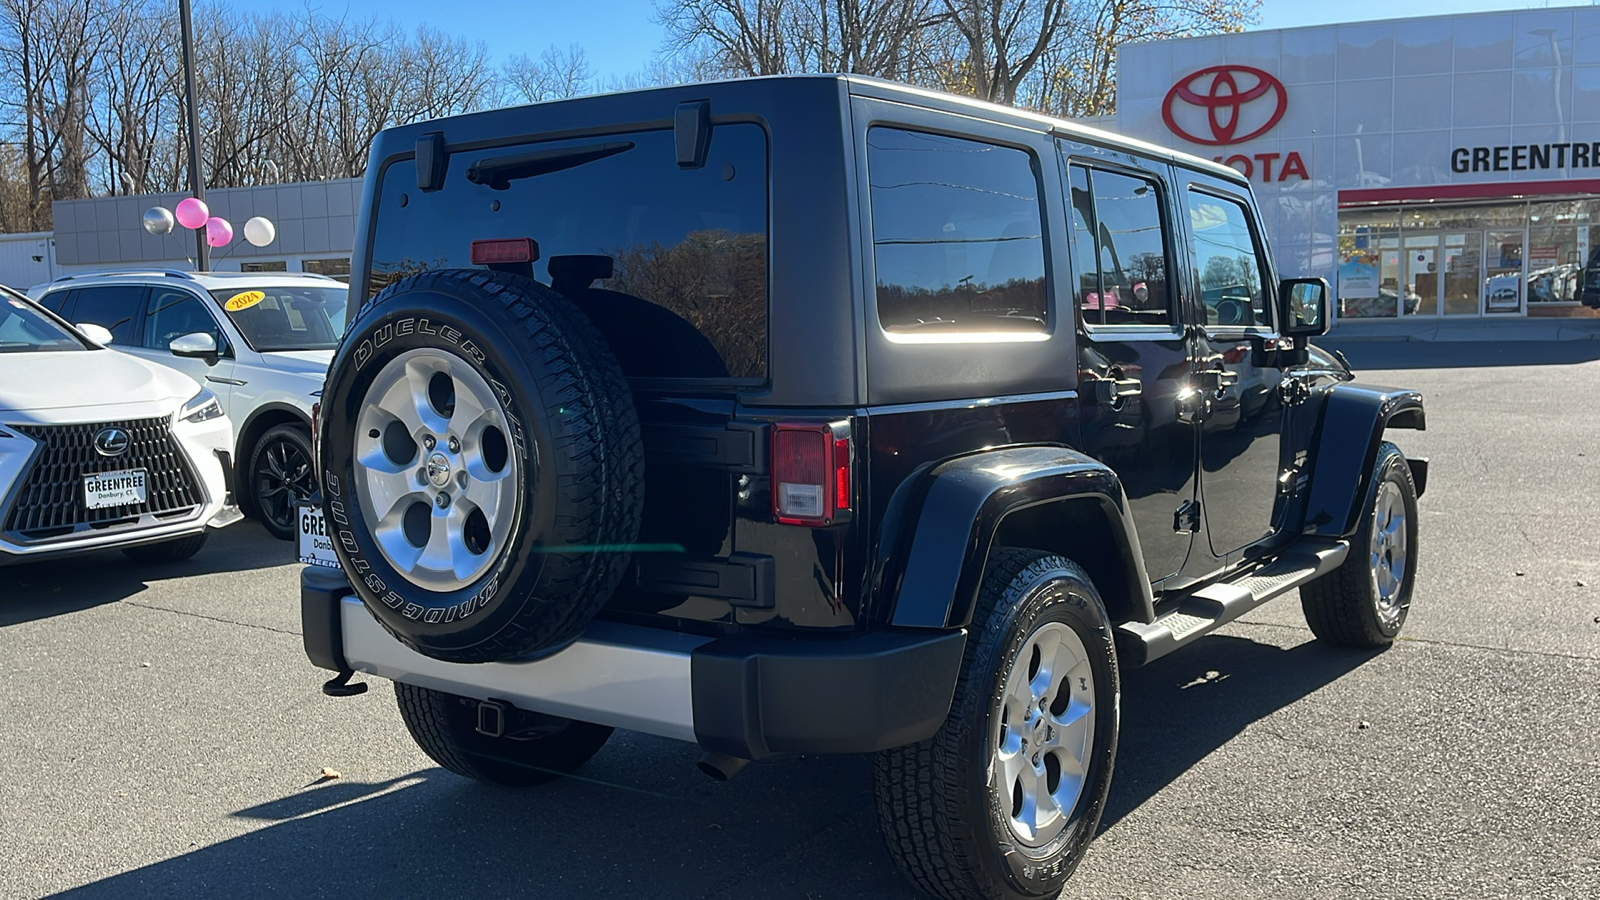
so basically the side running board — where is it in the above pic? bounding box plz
[1116,538,1349,667]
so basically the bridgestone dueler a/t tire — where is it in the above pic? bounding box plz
[394,682,613,786]
[1301,441,1419,647]
[874,549,1119,900]
[319,269,644,663]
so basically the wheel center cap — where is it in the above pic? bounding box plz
[1032,717,1047,743]
[425,452,452,488]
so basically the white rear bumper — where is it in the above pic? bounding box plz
[341,596,709,742]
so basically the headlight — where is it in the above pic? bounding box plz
[179,388,225,424]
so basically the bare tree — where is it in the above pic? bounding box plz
[661,0,939,79]
[1024,0,1259,118]
[507,43,594,102]
[658,0,1258,113]
[0,0,115,228]
[0,141,33,231]
[401,24,495,121]
[85,0,180,195]
[931,0,1068,104]
[661,0,795,76]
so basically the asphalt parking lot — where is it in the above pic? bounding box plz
[3,339,1598,900]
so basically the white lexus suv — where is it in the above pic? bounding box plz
[0,286,239,565]
[32,271,348,540]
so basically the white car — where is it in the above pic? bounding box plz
[0,286,239,565]
[32,271,348,540]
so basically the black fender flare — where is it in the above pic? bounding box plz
[1301,383,1426,538]
[883,446,1155,629]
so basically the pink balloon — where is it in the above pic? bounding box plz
[175,197,209,229]
[205,216,234,248]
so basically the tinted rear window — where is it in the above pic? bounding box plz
[368,125,768,382]
[867,128,1047,340]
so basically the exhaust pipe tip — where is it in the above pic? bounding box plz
[697,752,751,782]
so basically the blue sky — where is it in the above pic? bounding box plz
[257,0,1566,83]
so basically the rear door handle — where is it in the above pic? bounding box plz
[1094,378,1142,406]
[1200,368,1238,394]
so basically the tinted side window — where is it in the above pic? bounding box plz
[41,290,73,317]
[68,286,146,345]
[868,128,1047,338]
[1188,191,1272,329]
[370,125,768,381]
[145,290,223,351]
[1068,164,1173,328]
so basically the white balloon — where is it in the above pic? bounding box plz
[243,216,276,248]
[142,206,175,235]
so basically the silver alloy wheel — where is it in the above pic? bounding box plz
[1370,479,1408,623]
[992,620,1096,847]
[352,348,520,591]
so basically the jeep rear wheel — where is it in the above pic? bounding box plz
[874,549,1119,900]
[394,682,613,786]
[318,269,644,663]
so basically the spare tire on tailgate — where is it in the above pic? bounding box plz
[318,269,644,663]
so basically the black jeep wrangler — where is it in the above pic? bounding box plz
[302,75,1427,900]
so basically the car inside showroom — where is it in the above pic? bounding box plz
[1092,6,1600,322]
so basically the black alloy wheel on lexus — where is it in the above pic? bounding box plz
[251,424,316,540]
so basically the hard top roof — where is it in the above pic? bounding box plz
[837,75,1247,184]
[386,73,1246,187]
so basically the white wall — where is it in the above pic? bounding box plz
[1111,6,1600,288]
[0,232,57,292]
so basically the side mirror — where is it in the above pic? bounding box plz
[1279,278,1330,337]
[170,331,220,366]
[76,323,113,345]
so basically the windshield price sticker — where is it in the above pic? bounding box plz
[297,501,341,568]
[224,290,267,311]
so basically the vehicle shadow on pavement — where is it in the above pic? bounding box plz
[38,637,1378,900]
[1,521,293,627]
[1102,631,1383,830]
[47,737,921,900]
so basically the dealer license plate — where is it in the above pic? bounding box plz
[297,501,340,569]
[84,468,146,509]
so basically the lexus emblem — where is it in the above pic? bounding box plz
[1162,65,1288,146]
[93,427,131,457]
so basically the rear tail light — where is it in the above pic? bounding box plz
[470,237,539,265]
[772,421,851,526]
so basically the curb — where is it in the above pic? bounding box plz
[1324,325,1600,343]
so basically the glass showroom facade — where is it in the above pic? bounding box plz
[1099,5,1600,322]
[1335,197,1598,318]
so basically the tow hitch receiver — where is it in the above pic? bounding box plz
[476,699,509,737]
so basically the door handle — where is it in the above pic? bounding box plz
[1093,378,1142,406]
[1200,368,1238,395]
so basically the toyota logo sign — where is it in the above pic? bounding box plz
[93,427,131,457]
[1162,65,1288,147]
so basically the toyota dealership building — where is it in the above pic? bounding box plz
[1097,5,1600,322]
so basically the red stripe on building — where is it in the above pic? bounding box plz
[1338,180,1600,207]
